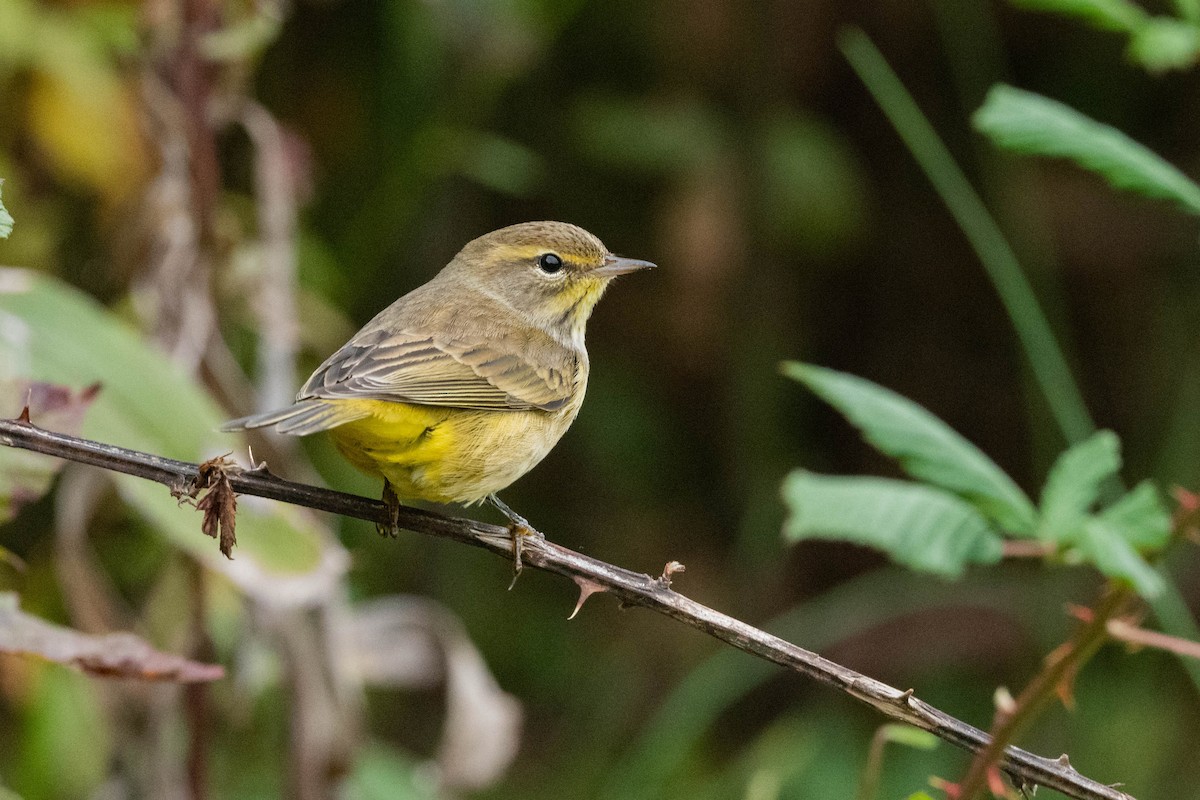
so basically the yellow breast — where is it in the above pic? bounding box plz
[327,395,582,505]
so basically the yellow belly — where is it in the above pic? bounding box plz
[327,398,577,504]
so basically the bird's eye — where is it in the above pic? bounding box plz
[537,253,564,274]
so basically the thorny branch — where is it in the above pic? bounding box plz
[958,588,1131,800]
[0,417,1134,800]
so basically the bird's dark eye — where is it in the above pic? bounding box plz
[537,253,563,274]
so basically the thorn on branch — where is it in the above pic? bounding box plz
[1056,754,1074,770]
[568,576,607,620]
[244,446,271,475]
[657,560,685,588]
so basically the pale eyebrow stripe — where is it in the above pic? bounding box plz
[495,244,556,261]
[493,244,597,264]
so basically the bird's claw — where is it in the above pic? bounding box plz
[506,522,544,590]
[377,481,401,538]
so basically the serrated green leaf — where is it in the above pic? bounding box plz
[1127,17,1200,73]
[781,472,1004,577]
[0,180,13,240]
[1039,430,1121,540]
[1009,0,1147,31]
[1099,481,1172,551]
[782,362,1037,533]
[0,268,347,604]
[879,724,939,750]
[1075,517,1165,597]
[974,85,1200,216]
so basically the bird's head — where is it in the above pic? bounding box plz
[448,221,655,343]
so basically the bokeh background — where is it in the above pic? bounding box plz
[1,0,1199,798]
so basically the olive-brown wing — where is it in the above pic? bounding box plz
[298,328,577,412]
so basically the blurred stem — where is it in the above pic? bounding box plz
[855,725,893,800]
[241,102,301,413]
[1146,570,1200,689]
[838,27,1095,446]
[185,561,213,800]
[958,586,1129,800]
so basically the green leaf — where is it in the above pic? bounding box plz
[0,180,12,240]
[1098,480,1172,551]
[0,269,347,604]
[781,472,1004,577]
[782,362,1037,533]
[1009,0,1147,31]
[878,724,939,750]
[974,85,1200,216]
[1039,430,1121,540]
[1075,517,1165,597]
[1127,17,1200,73]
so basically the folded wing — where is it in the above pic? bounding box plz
[297,326,579,413]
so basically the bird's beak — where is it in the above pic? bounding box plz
[592,254,657,278]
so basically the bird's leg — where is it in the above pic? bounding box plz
[378,480,401,538]
[486,493,544,587]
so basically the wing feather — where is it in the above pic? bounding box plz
[297,328,578,412]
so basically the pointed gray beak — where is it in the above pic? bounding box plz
[592,254,657,278]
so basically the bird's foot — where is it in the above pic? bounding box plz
[506,522,545,590]
[486,493,544,589]
[377,481,401,538]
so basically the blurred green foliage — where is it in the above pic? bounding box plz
[0,0,1199,799]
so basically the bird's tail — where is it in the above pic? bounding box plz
[221,399,370,436]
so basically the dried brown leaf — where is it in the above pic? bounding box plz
[0,592,223,682]
[190,456,239,558]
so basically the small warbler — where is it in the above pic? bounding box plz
[224,221,654,569]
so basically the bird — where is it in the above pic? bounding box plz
[223,221,654,574]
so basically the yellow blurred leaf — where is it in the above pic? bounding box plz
[25,69,148,202]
